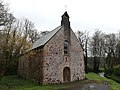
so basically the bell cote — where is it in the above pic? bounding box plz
[61,11,70,28]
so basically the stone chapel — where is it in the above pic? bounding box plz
[18,12,85,84]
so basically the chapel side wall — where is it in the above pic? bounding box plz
[70,30,85,81]
[18,54,29,79]
[43,27,65,84]
[27,48,44,84]
[18,48,44,84]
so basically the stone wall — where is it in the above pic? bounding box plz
[43,27,64,84]
[69,30,85,81]
[42,27,85,84]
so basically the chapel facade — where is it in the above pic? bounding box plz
[18,12,85,84]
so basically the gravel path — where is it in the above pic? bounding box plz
[62,83,111,90]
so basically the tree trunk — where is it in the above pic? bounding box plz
[85,39,88,73]
[84,53,88,73]
[93,56,99,73]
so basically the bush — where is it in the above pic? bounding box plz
[5,64,18,75]
[105,65,120,83]
[111,74,120,83]
[113,65,120,76]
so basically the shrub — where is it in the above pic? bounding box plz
[113,65,120,76]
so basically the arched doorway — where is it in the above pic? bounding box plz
[63,67,71,82]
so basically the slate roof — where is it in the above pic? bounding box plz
[29,26,62,51]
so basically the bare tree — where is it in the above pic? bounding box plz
[0,16,39,79]
[23,19,40,43]
[0,0,13,27]
[77,30,89,73]
[104,33,118,75]
[115,32,120,65]
[89,30,104,73]
[0,0,16,79]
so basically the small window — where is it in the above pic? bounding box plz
[64,45,68,49]
[64,50,68,54]
[64,40,68,54]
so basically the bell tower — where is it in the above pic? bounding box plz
[61,12,71,56]
[61,11,70,28]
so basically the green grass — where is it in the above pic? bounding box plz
[0,73,120,90]
[0,76,88,90]
[0,76,94,90]
[0,76,57,90]
[86,73,120,90]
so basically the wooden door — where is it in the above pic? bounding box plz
[63,67,70,82]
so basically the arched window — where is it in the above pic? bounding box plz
[64,40,68,54]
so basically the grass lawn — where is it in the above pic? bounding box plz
[0,76,57,90]
[0,73,120,90]
[86,73,120,90]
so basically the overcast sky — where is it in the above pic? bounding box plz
[4,0,120,35]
